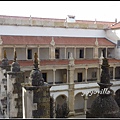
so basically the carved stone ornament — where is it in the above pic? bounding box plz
[50,37,55,46]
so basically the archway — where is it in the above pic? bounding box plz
[87,93,98,110]
[115,89,120,107]
[74,92,84,113]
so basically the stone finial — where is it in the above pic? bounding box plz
[4,50,7,58]
[86,57,120,118]
[99,58,111,85]
[0,50,9,68]
[95,38,98,46]
[50,37,55,46]
[30,52,44,86]
[11,51,20,72]
[33,52,39,69]
[14,51,17,62]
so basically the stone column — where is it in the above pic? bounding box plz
[26,46,28,60]
[53,69,56,85]
[83,95,88,114]
[97,67,100,82]
[65,47,66,59]
[50,46,55,59]
[85,67,88,83]
[23,52,51,118]
[7,70,24,118]
[53,98,56,118]
[106,47,107,58]
[13,46,16,61]
[94,47,98,59]
[67,69,68,84]
[68,84,75,117]
[37,46,40,61]
[68,65,75,117]
[0,46,3,61]
[84,47,86,59]
[74,47,76,59]
[113,66,116,80]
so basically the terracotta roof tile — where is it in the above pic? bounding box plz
[54,37,115,46]
[111,22,120,29]
[1,58,119,67]
[1,36,51,45]
[1,36,115,46]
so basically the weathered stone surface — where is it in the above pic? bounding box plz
[86,58,120,118]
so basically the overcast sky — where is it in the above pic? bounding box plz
[0,1,120,22]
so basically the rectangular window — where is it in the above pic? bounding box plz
[79,49,84,58]
[78,73,82,82]
[55,48,60,59]
[68,52,70,58]
[42,73,47,82]
[28,49,32,59]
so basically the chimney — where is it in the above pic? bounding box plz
[66,15,76,23]
[115,18,117,23]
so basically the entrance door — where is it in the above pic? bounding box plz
[78,73,82,82]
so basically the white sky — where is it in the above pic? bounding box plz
[0,1,120,22]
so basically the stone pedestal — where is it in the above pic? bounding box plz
[7,71,24,118]
[23,84,51,118]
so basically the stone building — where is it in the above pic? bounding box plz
[0,15,120,117]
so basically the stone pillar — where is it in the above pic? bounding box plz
[113,66,116,80]
[83,95,88,114]
[23,52,51,118]
[68,63,75,116]
[68,66,75,84]
[94,47,98,59]
[97,67,100,82]
[85,67,88,83]
[84,47,86,59]
[0,50,11,117]
[0,46,3,61]
[37,46,40,61]
[53,98,56,118]
[68,84,75,117]
[7,51,24,118]
[74,47,76,59]
[50,46,55,59]
[67,69,68,84]
[106,47,107,58]
[53,69,56,85]
[24,85,51,118]
[65,47,66,59]
[26,46,28,60]
[7,71,24,118]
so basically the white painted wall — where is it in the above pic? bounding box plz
[55,70,63,83]
[16,48,26,60]
[105,30,119,44]
[0,25,106,38]
[3,48,14,60]
[74,93,84,110]
[87,68,97,80]
[59,48,65,59]
[86,48,93,59]
[40,48,49,60]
